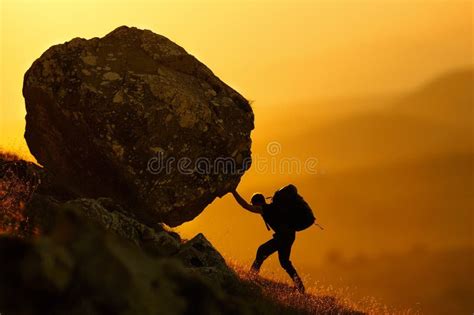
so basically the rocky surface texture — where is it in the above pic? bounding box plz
[23,26,254,227]
[0,203,245,315]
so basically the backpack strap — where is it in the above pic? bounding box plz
[261,202,275,231]
[264,220,271,231]
[261,214,271,231]
[314,222,324,230]
[260,205,272,232]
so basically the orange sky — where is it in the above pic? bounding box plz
[1,0,472,283]
[1,0,472,154]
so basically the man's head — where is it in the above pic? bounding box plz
[251,193,266,206]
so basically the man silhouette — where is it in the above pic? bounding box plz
[231,190,305,293]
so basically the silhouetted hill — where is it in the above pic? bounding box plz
[393,68,473,127]
[263,68,473,170]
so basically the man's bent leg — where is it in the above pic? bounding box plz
[277,233,305,293]
[251,238,278,274]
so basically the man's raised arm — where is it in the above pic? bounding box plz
[231,190,262,214]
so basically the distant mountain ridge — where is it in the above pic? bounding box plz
[263,68,473,170]
[392,68,473,128]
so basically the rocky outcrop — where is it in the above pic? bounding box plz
[24,194,236,286]
[0,207,246,315]
[0,202,366,315]
[23,26,254,227]
[0,155,364,315]
[176,233,238,288]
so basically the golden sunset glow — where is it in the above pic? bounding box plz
[1,1,472,313]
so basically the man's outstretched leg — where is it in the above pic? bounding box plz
[251,238,278,274]
[276,233,305,293]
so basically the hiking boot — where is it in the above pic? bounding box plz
[293,276,305,293]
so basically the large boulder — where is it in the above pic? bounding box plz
[23,26,254,226]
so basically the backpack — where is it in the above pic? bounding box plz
[263,184,316,232]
